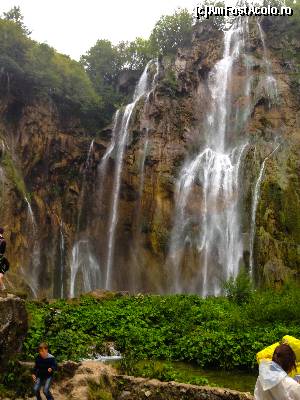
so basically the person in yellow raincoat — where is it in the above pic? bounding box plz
[254,336,300,399]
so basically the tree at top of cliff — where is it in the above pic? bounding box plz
[0,13,103,131]
[150,8,193,55]
[2,6,31,36]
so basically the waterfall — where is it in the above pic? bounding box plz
[248,21,280,276]
[168,19,250,296]
[257,21,278,103]
[69,139,100,297]
[104,60,154,290]
[249,143,280,275]
[85,139,95,171]
[59,221,65,298]
[24,196,40,297]
[70,240,101,298]
[97,110,121,206]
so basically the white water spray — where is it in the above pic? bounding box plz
[70,240,101,298]
[169,19,250,295]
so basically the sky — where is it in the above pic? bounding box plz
[0,0,197,60]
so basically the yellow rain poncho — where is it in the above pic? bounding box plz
[256,336,300,377]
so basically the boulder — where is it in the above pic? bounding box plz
[0,294,28,369]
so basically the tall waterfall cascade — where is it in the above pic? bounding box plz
[168,18,271,296]
[64,19,280,298]
[104,60,158,290]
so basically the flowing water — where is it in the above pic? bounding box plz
[104,60,156,290]
[69,139,101,297]
[248,21,279,276]
[257,21,278,103]
[70,239,101,297]
[59,221,65,298]
[168,20,250,295]
[24,196,40,297]
[249,143,280,275]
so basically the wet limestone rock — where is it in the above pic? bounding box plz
[0,294,28,369]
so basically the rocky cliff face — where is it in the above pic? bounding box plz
[0,16,299,297]
[97,16,300,293]
[0,97,105,297]
[0,294,27,369]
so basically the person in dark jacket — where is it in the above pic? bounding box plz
[0,227,6,255]
[0,227,8,290]
[32,343,57,400]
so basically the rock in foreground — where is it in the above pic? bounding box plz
[0,294,28,368]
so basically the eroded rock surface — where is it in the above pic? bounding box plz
[0,294,27,369]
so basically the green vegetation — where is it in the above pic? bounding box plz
[81,8,193,119]
[0,6,193,130]
[223,268,253,304]
[2,152,26,197]
[0,8,101,130]
[23,284,300,371]
[0,359,32,399]
[119,359,209,386]
[149,9,193,55]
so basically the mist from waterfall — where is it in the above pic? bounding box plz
[168,19,251,296]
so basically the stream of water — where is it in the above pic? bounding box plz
[69,139,101,297]
[104,60,156,290]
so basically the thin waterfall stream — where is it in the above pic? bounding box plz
[249,143,280,275]
[69,139,101,297]
[104,60,157,290]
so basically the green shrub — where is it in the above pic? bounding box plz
[0,359,32,399]
[223,268,253,304]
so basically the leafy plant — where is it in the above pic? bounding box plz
[223,268,253,304]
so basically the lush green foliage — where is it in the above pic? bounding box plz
[80,8,193,117]
[150,9,193,55]
[23,286,300,371]
[0,10,102,131]
[0,6,194,129]
[0,359,32,399]
[223,268,253,304]
[2,5,31,35]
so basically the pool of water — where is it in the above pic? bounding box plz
[171,362,257,393]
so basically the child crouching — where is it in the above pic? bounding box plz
[32,343,57,400]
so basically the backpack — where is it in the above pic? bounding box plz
[0,256,9,274]
[0,237,6,255]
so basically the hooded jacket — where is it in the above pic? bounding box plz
[33,353,57,380]
[254,361,300,400]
